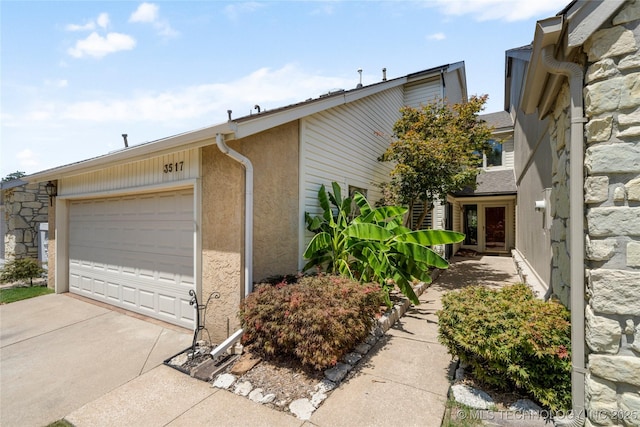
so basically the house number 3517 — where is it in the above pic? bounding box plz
[163,161,184,173]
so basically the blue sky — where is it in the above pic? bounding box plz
[1,0,568,177]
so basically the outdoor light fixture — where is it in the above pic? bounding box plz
[45,180,57,203]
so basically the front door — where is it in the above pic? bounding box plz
[484,206,506,252]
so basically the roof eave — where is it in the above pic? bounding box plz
[26,122,234,183]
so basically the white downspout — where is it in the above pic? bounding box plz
[210,133,253,360]
[541,46,586,426]
[215,133,254,297]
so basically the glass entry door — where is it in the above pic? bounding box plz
[485,206,506,251]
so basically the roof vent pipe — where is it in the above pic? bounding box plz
[254,105,261,113]
[122,134,128,148]
[382,68,387,81]
[356,68,363,88]
[227,110,232,121]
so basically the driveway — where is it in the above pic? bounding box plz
[0,293,191,427]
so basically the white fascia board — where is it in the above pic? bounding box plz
[521,16,564,115]
[26,122,234,183]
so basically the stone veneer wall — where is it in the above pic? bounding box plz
[581,2,640,425]
[3,182,49,262]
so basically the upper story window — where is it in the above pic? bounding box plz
[482,139,502,168]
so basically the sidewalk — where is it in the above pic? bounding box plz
[65,255,522,427]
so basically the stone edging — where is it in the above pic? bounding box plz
[210,278,435,420]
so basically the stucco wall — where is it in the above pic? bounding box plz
[201,145,244,343]
[580,3,640,423]
[237,121,300,282]
[200,121,299,342]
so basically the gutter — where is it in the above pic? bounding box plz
[541,45,586,427]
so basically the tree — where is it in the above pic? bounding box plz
[2,171,26,182]
[378,95,494,229]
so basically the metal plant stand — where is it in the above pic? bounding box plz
[189,289,220,357]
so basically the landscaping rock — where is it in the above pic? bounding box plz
[342,352,362,365]
[233,380,253,397]
[289,398,315,420]
[168,353,189,367]
[324,363,352,383]
[354,343,371,355]
[451,384,495,409]
[509,399,543,414]
[261,393,276,404]
[248,388,265,403]
[315,379,337,394]
[212,373,236,390]
[230,352,261,376]
[310,391,327,408]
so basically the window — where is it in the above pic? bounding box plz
[485,139,502,167]
[463,205,478,245]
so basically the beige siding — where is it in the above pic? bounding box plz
[60,148,199,196]
[403,78,442,108]
[502,138,515,168]
[300,87,403,261]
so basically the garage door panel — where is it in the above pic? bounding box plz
[69,189,195,329]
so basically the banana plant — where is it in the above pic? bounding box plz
[304,182,465,305]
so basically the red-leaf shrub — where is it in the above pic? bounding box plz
[239,275,384,370]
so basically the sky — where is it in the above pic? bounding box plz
[0,0,569,178]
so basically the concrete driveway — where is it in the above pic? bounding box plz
[0,293,191,427]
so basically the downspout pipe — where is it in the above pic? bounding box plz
[541,45,586,427]
[215,133,254,297]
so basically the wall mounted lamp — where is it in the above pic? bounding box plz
[45,180,57,204]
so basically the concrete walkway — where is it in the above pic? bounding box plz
[62,254,521,427]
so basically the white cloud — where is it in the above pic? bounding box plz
[129,2,178,37]
[44,79,68,88]
[97,12,110,29]
[427,32,446,41]
[430,0,566,22]
[224,2,265,20]
[66,13,110,32]
[53,64,353,123]
[68,32,136,58]
[16,149,40,169]
[129,3,159,23]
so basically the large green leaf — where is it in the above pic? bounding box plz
[394,241,449,269]
[345,223,394,242]
[303,232,332,258]
[395,229,465,245]
[317,185,333,223]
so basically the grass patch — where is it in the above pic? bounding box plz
[442,398,483,427]
[0,285,53,304]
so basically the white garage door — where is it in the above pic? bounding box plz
[69,189,195,329]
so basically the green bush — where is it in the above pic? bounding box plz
[0,257,45,285]
[239,275,385,370]
[437,284,572,411]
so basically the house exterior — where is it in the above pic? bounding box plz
[514,0,640,423]
[1,179,50,266]
[27,63,467,343]
[448,110,517,256]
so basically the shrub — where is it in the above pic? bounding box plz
[239,275,385,370]
[0,257,46,286]
[437,284,571,411]
[304,182,464,305]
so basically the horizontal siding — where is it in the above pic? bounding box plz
[60,148,199,196]
[502,139,515,168]
[300,88,404,256]
[403,78,442,108]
